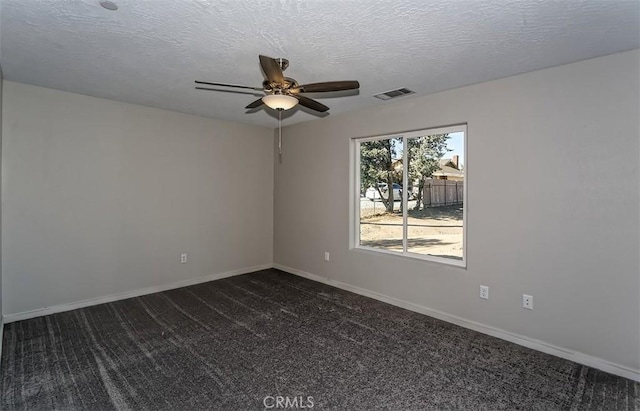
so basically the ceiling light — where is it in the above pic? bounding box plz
[100,1,118,11]
[262,94,298,111]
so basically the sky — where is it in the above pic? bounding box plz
[446,132,464,166]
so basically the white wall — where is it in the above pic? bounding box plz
[273,50,640,374]
[0,9,4,355]
[0,71,4,338]
[2,81,274,316]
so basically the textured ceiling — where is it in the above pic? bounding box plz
[1,0,639,128]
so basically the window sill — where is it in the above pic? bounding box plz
[351,245,467,269]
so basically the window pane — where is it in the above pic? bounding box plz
[406,131,464,260]
[360,220,404,252]
[354,126,465,266]
[359,137,404,252]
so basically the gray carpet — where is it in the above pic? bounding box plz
[1,269,638,410]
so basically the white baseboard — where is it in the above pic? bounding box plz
[273,263,640,382]
[3,263,272,324]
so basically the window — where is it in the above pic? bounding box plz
[353,125,466,266]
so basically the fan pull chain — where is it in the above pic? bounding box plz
[278,109,282,163]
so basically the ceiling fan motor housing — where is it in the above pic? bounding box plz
[263,77,299,95]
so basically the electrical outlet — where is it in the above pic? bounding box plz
[522,294,533,310]
[324,252,330,262]
[480,285,489,300]
[180,253,187,264]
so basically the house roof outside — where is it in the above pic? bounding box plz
[432,157,464,179]
[432,164,464,179]
[392,157,464,179]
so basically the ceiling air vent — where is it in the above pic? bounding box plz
[374,87,415,101]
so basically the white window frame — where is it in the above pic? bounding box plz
[350,124,467,268]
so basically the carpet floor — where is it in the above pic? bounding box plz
[1,269,638,410]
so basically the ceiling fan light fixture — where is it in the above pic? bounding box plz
[262,94,298,110]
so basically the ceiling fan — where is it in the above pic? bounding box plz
[195,55,360,113]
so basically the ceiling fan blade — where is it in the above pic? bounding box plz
[296,95,329,112]
[259,55,285,85]
[195,80,263,91]
[245,98,264,109]
[295,80,360,93]
[195,87,263,96]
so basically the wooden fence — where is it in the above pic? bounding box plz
[421,180,464,207]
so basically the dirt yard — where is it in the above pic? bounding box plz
[359,201,463,260]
